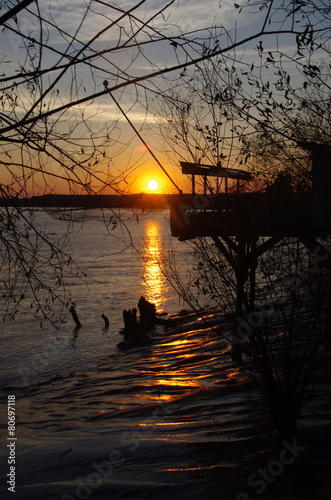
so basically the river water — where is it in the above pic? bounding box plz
[0,208,330,500]
[1,209,195,388]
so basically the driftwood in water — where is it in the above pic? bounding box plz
[123,308,138,329]
[118,297,157,351]
[117,328,151,351]
[138,296,156,324]
[69,305,82,328]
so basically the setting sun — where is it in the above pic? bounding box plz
[147,179,159,191]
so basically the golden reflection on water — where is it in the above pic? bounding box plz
[142,220,213,403]
[157,378,200,387]
[143,219,168,310]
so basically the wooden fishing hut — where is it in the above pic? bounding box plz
[170,143,331,351]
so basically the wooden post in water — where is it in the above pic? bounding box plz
[101,314,109,328]
[69,305,82,328]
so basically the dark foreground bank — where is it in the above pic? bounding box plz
[0,308,330,500]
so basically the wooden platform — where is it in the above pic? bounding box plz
[169,147,331,354]
[170,145,331,240]
[169,191,329,239]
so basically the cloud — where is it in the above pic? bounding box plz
[28,0,238,46]
[134,144,151,152]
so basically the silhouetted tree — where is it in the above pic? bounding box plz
[1,0,331,326]
[155,0,331,435]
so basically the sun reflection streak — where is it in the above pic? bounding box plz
[143,220,168,310]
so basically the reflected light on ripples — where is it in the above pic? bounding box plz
[157,378,200,387]
[143,220,168,310]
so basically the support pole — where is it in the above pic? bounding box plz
[326,273,331,348]
[249,238,257,310]
[235,239,246,319]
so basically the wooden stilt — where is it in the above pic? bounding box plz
[326,273,331,347]
[235,238,246,319]
[249,238,257,311]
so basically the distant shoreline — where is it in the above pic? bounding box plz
[0,193,190,210]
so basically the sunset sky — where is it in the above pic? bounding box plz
[0,0,327,196]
